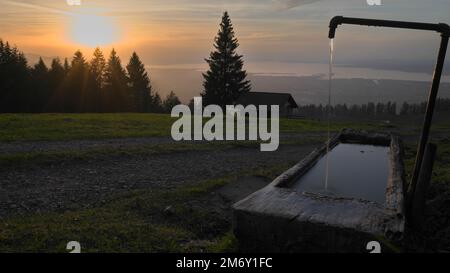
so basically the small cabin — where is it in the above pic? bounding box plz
[235,92,298,118]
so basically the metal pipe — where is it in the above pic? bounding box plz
[329,16,450,39]
[328,16,450,216]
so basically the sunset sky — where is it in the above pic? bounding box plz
[0,0,449,72]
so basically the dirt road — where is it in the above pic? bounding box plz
[0,137,317,219]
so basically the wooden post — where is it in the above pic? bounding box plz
[410,143,437,228]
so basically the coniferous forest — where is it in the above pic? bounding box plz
[297,99,450,120]
[0,40,180,113]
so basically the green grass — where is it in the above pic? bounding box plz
[0,209,191,253]
[0,164,291,253]
[400,138,450,252]
[0,113,388,143]
[402,139,450,186]
[280,118,383,133]
[2,113,450,143]
[0,179,228,253]
[0,113,174,142]
[428,140,450,196]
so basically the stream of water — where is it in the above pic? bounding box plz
[325,39,334,191]
[294,38,388,204]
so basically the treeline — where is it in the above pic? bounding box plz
[0,39,180,113]
[299,99,450,119]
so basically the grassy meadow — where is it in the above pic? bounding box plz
[0,113,400,142]
[1,113,450,252]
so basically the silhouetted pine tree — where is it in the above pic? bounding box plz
[162,91,181,113]
[30,57,50,112]
[47,58,65,112]
[152,92,164,113]
[63,51,89,112]
[104,49,130,112]
[202,11,251,108]
[127,52,153,112]
[0,38,182,114]
[89,48,106,112]
[63,58,71,75]
[0,40,30,112]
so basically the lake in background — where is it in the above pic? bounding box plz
[148,62,450,105]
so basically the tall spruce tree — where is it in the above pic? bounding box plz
[162,91,181,113]
[89,48,106,112]
[30,57,50,112]
[104,49,129,112]
[63,58,71,75]
[0,40,30,112]
[49,58,65,88]
[64,50,89,112]
[201,11,251,107]
[47,58,65,112]
[152,92,163,113]
[126,52,153,112]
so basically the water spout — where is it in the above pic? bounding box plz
[328,16,344,39]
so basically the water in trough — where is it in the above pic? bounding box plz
[291,143,390,205]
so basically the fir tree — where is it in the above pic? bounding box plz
[126,52,153,112]
[0,40,30,112]
[89,48,106,112]
[47,58,65,111]
[90,48,106,89]
[49,58,65,87]
[152,92,163,113]
[201,11,251,108]
[64,50,89,112]
[162,91,181,113]
[63,58,71,75]
[104,49,129,112]
[30,57,49,112]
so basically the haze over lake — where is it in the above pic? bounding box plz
[147,62,450,105]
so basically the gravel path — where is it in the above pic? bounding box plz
[0,137,174,154]
[0,141,315,219]
[0,132,325,154]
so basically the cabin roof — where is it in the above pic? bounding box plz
[235,92,298,108]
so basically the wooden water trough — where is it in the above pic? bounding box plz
[232,129,406,252]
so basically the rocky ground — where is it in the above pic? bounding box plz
[0,136,317,219]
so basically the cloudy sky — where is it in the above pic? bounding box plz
[0,0,449,72]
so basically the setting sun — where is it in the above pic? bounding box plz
[68,13,119,47]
